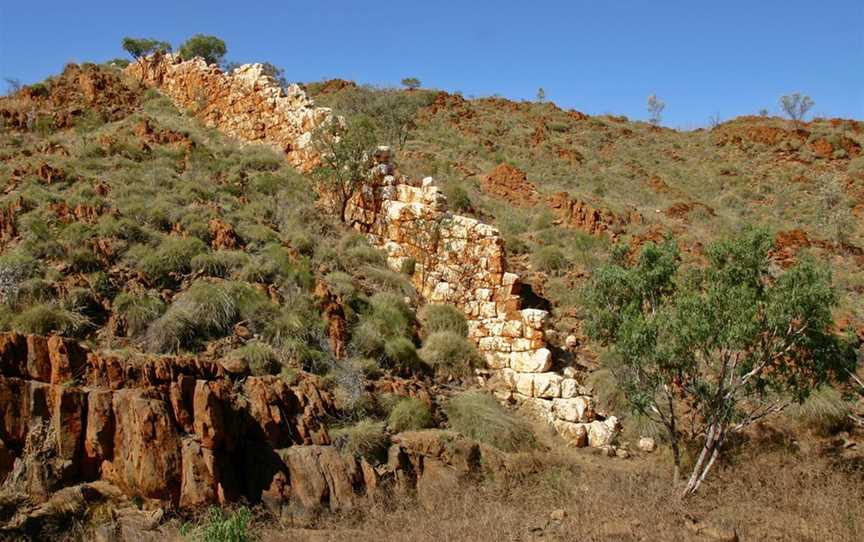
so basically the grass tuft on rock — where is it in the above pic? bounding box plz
[330,419,390,462]
[388,397,435,433]
[445,390,537,452]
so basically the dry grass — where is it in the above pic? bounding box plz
[257,445,864,542]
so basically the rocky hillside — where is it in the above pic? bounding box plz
[0,57,862,541]
[312,85,864,343]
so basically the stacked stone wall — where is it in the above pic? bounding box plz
[125,54,331,171]
[130,57,618,447]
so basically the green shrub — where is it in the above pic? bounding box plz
[531,245,567,273]
[113,291,165,336]
[191,250,250,278]
[12,303,90,336]
[399,257,416,276]
[145,280,271,352]
[330,419,390,461]
[418,304,468,337]
[443,182,472,212]
[388,397,434,433]
[129,236,208,287]
[384,336,424,372]
[229,341,280,376]
[787,385,852,434]
[445,391,537,452]
[194,506,253,542]
[351,292,414,358]
[419,331,482,377]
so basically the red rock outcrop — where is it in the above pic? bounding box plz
[0,332,516,521]
[124,54,332,171]
[481,164,539,207]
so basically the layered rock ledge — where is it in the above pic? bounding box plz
[0,332,513,521]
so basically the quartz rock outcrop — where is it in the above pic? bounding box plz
[124,54,332,171]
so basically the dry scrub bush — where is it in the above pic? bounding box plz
[387,397,434,433]
[445,391,537,452]
[330,420,390,462]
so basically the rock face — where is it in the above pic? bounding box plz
[347,153,618,447]
[124,54,332,171]
[0,332,518,522]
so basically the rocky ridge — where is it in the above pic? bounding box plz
[124,54,332,171]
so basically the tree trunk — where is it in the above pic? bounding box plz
[681,423,725,498]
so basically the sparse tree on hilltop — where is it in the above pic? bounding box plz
[536,87,546,103]
[647,93,665,126]
[779,92,814,123]
[582,228,858,498]
[401,77,421,90]
[4,78,22,95]
[178,34,227,66]
[312,115,379,223]
[121,37,172,60]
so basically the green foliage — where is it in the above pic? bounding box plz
[229,341,280,376]
[188,506,254,542]
[350,292,415,361]
[178,34,227,66]
[312,115,379,222]
[388,397,434,433]
[582,227,859,496]
[419,331,482,377]
[445,391,537,452]
[330,419,390,461]
[531,245,567,273]
[786,385,852,434]
[779,92,815,122]
[442,182,473,213]
[418,303,469,337]
[401,77,422,90]
[11,303,90,336]
[128,236,208,287]
[145,280,271,353]
[121,37,171,60]
[191,250,249,278]
[113,291,165,336]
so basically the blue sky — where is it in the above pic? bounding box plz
[1,0,861,127]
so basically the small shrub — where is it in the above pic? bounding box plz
[229,341,280,376]
[113,291,166,336]
[129,236,208,287]
[384,336,424,373]
[443,182,472,212]
[388,397,434,433]
[399,257,416,276]
[330,419,390,462]
[445,390,537,452]
[191,250,249,278]
[12,303,90,336]
[197,506,253,542]
[787,385,852,434]
[419,331,482,377]
[531,246,567,273]
[418,304,468,337]
[145,280,271,352]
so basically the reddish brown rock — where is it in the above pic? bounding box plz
[83,389,114,479]
[26,335,52,382]
[208,218,240,250]
[108,390,182,501]
[481,164,539,207]
[280,445,360,516]
[193,380,225,450]
[52,385,86,467]
[48,335,87,385]
[179,439,218,508]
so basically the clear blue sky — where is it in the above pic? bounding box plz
[1,0,861,127]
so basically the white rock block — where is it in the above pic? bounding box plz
[587,417,620,448]
[510,348,552,373]
[534,372,563,399]
[553,420,589,447]
[560,378,580,399]
[552,397,594,423]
